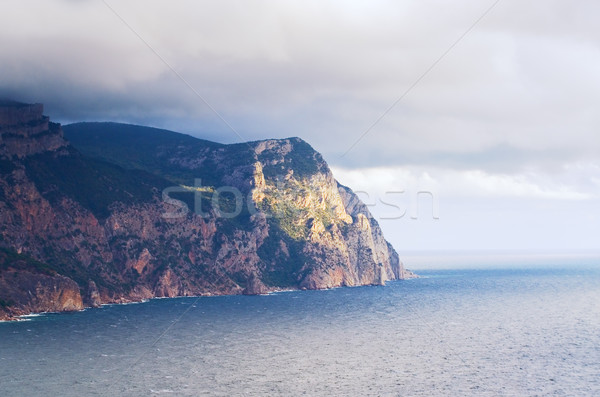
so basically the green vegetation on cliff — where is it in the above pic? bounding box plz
[63,122,225,185]
[23,146,170,219]
[0,247,57,275]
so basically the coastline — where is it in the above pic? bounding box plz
[0,274,418,322]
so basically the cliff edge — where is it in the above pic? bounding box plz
[0,102,414,320]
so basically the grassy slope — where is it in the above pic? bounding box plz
[63,122,227,185]
[23,146,172,220]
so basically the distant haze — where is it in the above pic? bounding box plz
[1,0,599,251]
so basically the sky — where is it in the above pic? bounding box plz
[1,0,599,252]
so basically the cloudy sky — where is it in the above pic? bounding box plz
[1,0,599,252]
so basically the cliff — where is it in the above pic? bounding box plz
[0,248,84,319]
[0,101,67,158]
[0,101,413,320]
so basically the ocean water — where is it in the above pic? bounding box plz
[1,254,599,396]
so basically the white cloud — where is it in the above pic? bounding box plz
[331,165,597,201]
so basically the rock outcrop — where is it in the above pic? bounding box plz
[0,248,84,320]
[0,101,67,159]
[0,101,414,320]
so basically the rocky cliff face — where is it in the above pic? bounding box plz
[0,248,84,319]
[250,139,403,289]
[0,101,67,159]
[0,102,413,320]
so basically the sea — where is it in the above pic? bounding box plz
[1,252,599,396]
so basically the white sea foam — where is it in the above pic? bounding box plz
[18,313,43,318]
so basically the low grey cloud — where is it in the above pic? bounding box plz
[1,0,599,176]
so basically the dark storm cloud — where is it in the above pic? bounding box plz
[1,0,599,174]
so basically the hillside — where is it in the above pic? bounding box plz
[0,103,412,320]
